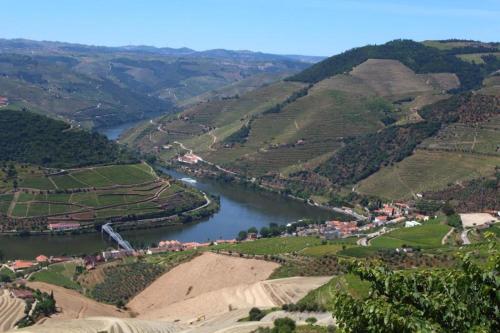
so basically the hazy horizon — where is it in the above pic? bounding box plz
[1,0,498,57]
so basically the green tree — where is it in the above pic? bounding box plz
[237,230,248,241]
[332,235,499,332]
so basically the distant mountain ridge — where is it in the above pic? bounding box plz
[0,38,313,128]
[0,38,325,63]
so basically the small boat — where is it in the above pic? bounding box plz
[180,177,197,184]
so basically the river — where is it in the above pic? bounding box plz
[0,124,336,259]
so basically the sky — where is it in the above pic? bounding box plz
[1,0,499,56]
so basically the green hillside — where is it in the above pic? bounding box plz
[122,39,500,204]
[288,39,500,91]
[0,109,134,168]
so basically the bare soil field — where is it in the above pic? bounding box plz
[460,213,499,228]
[26,282,128,321]
[14,317,183,333]
[139,276,330,323]
[127,252,279,315]
[0,289,25,333]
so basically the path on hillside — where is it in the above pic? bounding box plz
[6,192,19,216]
[208,131,217,151]
[441,227,455,245]
[461,229,471,245]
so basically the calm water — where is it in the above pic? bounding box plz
[97,120,144,141]
[0,124,335,259]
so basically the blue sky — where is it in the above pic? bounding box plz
[1,0,499,56]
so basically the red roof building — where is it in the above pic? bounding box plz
[36,255,49,263]
[48,223,80,231]
[11,260,36,271]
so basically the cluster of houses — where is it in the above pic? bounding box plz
[0,96,8,107]
[294,220,359,239]
[5,254,72,273]
[282,203,433,240]
[177,153,203,165]
[47,222,81,231]
[146,238,237,254]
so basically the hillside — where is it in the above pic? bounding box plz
[0,109,214,232]
[0,38,311,128]
[122,39,500,204]
[0,109,134,168]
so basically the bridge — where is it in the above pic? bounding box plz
[101,223,134,251]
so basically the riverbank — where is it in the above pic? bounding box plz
[162,161,360,222]
[0,167,336,259]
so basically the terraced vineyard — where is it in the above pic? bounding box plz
[357,150,500,200]
[0,289,25,332]
[0,162,207,230]
[420,113,500,155]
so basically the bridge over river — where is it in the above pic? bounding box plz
[101,223,134,251]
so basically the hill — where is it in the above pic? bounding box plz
[0,109,215,232]
[0,109,134,168]
[287,39,499,91]
[122,39,500,206]
[0,38,312,128]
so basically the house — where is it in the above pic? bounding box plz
[324,229,341,240]
[83,256,97,270]
[0,96,8,106]
[36,255,49,263]
[183,242,210,250]
[11,260,36,271]
[374,216,388,224]
[158,240,185,251]
[405,221,421,228]
[246,233,258,240]
[178,153,203,164]
[50,256,72,263]
[414,214,430,222]
[388,216,406,224]
[48,223,80,231]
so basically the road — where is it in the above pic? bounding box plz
[441,227,455,245]
[357,228,391,247]
[461,229,471,245]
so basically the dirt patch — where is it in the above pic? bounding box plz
[26,282,128,321]
[460,213,498,228]
[137,276,330,323]
[0,289,25,333]
[127,253,279,315]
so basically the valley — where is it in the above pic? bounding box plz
[1,37,500,333]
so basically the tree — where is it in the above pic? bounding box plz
[248,227,258,234]
[248,307,265,321]
[332,234,499,332]
[306,317,317,325]
[260,227,270,238]
[272,318,296,333]
[237,230,248,241]
[442,202,456,216]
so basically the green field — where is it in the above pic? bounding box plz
[1,162,207,224]
[370,223,451,249]
[213,237,323,255]
[0,267,15,281]
[30,262,81,290]
[297,274,370,311]
[357,150,500,199]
